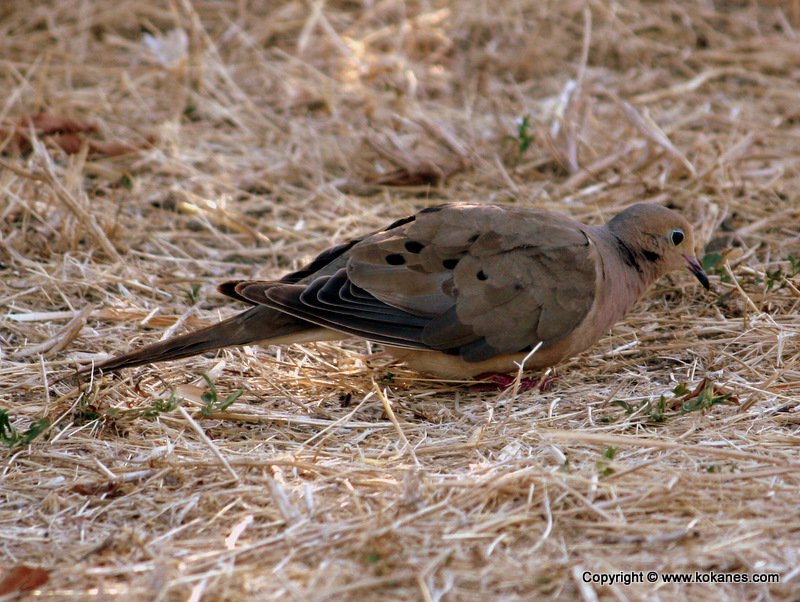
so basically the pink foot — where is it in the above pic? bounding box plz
[469,373,561,392]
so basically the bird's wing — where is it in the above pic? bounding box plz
[230,203,599,363]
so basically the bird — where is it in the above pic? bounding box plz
[78,202,709,381]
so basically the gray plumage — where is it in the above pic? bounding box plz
[81,203,709,379]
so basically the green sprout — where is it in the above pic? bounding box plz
[506,115,535,157]
[0,410,49,447]
[199,373,244,416]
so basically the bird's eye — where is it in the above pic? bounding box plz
[670,228,685,246]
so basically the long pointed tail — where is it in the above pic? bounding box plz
[80,306,324,374]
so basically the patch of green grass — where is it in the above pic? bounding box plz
[604,379,736,425]
[199,373,244,416]
[0,409,49,447]
[701,253,731,284]
[610,394,668,423]
[364,551,381,563]
[25,372,244,441]
[506,115,535,158]
[680,380,733,414]
[182,283,202,305]
[764,254,800,292]
[72,404,101,426]
[119,173,134,190]
[141,394,182,420]
[596,446,617,478]
[704,462,739,473]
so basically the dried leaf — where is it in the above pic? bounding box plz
[0,565,50,595]
[1,113,150,157]
[70,481,123,496]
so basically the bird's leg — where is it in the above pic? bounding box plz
[469,373,561,392]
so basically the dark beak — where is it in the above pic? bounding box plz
[682,254,710,290]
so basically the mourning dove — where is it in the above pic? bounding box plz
[80,203,709,380]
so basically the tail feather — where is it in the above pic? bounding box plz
[80,306,326,374]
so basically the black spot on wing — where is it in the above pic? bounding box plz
[442,258,459,270]
[383,214,416,231]
[385,253,406,265]
[279,238,363,283]
[404,241,424,253]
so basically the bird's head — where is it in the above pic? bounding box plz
[607,203,710,290]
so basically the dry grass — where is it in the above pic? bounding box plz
[2,0,800,599]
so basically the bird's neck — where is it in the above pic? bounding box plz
[591,226,662,313]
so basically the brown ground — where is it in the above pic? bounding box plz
[2,0,800,600]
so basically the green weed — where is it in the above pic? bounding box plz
[0,409,49,447]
